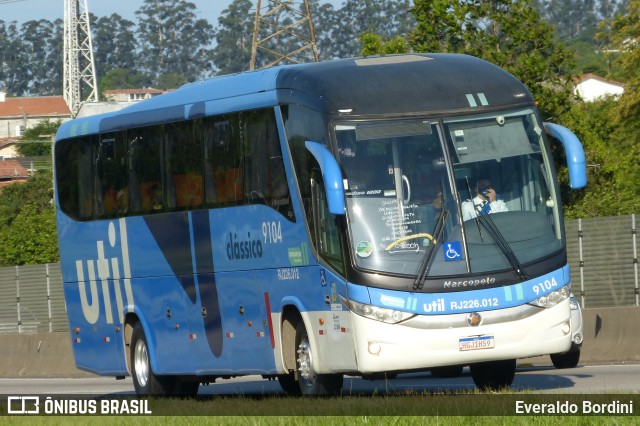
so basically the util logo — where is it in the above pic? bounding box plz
[74,218,134,325]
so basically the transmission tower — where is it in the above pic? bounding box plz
[250,0,319,70]
[63,0,98,117]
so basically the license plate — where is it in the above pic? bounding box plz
[459,335,495,351]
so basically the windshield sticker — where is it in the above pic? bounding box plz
[356,241,374,258]
[443,241,463,261]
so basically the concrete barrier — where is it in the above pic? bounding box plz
[0,307,637,377]
[579,306,640,364]
[0,332,91,378]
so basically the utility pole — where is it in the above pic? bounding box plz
[250,0,319,70]
[63,0,98,117]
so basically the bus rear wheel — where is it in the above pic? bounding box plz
[469,359,516,391]
[295,321,343,395]
[130,322,199,396]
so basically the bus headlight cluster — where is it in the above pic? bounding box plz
[529,285,571,308]
[348,300,415,324]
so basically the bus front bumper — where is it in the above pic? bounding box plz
[350,299,572,373]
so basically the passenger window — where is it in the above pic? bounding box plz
[204,115,244,207]
[129,126,163,214]
[95,132,128,217]
[56,136,95,220]
[243,109,294,220]
[165,121,204,210]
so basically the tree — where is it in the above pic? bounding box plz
[602,0,640,126]
[0,170,58,266]
[557,0,640,217]
[19,19,61,95]
[597,0,640,202]
[16,119,60,157]
[408,0,576,121]
[0,20,29,96]
[136,0,214,84]
[360,32,409,55]
[212,0,254,74]
[93,14,138,82]
[99,68,152,93]
[325,0,415,59]
[555,98,631,217]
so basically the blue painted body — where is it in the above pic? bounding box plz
[55,56,586,377]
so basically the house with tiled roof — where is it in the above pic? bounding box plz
[103,88,166,103]
[574,74,625,102]
[0,137,20,159]
[0,158,29,190]
[0,92,72,138]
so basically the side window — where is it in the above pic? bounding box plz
[165,121,204,210]
[243,108,294,220]
[55,136,95,220]
[95,132,128,217]
[129,126,163,214]
[204,114,244,207]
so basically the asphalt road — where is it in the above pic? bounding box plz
[1,364,638,396]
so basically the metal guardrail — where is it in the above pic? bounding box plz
[0,264,67,334]
[566,215,640,309]
[0,215,638,333]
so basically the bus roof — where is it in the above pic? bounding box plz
[56,54,534,141]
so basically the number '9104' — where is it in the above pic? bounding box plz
[262,221,282,244]
[532,277,558,295]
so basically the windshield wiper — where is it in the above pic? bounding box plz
[462,177,527,280]
[474,206,528,281]
[412,207,448,292]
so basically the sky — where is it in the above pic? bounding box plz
[0,0,343,25]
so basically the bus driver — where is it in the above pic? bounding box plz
[461,179,508,221]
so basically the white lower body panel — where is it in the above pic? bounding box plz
[350,299,572,373]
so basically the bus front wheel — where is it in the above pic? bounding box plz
[295,321,343,395]
[550,350,580,369]
[469,359,516,391]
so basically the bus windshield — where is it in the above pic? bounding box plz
[336,108,563,280]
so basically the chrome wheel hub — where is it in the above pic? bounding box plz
[297,335,316,386]
[134,339,149,388]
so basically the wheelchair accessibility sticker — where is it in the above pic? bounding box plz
[443,241,462,261]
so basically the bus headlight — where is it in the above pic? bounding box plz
[569,294,580,310]
[528,285,571,308]
[348,300,415,324]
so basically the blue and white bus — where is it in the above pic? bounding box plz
[54,54,586,395]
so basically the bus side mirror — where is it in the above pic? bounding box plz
[543,122,587,189]
[305,141,345,215]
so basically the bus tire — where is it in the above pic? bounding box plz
[550,350,580,369]
[277,373,301,395]
[295,321,343,395]
[130,322,174,396]
[469,359,516,391]
[171,379,200,397]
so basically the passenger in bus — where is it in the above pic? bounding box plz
[461,179,508,221]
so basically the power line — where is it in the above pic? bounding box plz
[0,0,27,5]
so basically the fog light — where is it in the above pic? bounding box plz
[562,322,570,335]
[573,332,583,345]
[368,342,381,355]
